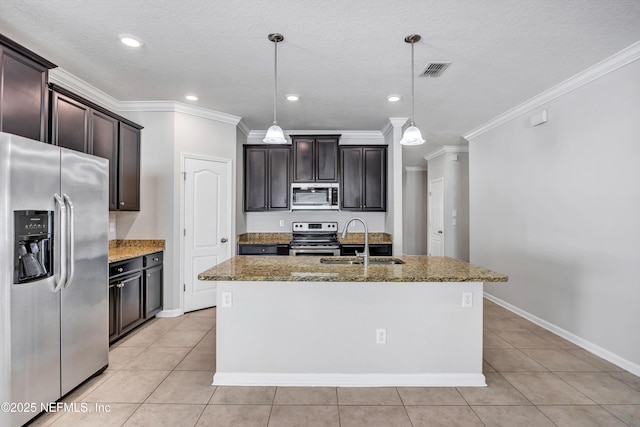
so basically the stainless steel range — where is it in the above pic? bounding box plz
[289,222,341,256]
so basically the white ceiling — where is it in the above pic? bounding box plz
[2,0,640,166]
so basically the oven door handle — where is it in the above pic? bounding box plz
[289,248,341,256]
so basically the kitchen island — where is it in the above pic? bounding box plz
[199,256,507,387]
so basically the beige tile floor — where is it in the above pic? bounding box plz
[31,299,640,426]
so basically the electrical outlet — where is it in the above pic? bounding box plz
[221,292,233,307]
[376,328,386,344]
[462,292,473,308]
[279,219,284,227]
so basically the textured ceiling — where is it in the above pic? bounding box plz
[2,0,640,166]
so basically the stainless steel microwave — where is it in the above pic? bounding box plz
[291,183,339,210]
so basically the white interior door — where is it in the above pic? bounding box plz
[428,178,444,256]
[183,155,232,312]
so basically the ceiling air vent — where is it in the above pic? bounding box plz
[420,61,451,77]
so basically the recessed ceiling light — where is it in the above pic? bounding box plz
[119,34,143,48]
[286,94,299,101]
[185,95,198,101]
[387,95,401,102]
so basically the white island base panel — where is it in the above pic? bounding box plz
[213,281,485,387]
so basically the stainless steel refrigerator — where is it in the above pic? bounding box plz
[0,132,109,426]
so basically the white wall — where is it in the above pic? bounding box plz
[468,49,640,373]
[245,211,386,233]
[427,149,470,261]
[402,169,428,255]
[114,109,238,313]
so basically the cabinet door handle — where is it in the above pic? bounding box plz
[116,267,124,273]
[120,201,125,206]
[148,274,151,277]
[221,238,228,243]
[118,282,125,288]
[153,257,159,261]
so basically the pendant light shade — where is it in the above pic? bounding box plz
[400,34,425,146]
[264,124,286,144]
[264,33,287,144]
[400,125,425,145]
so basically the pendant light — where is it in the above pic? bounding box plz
[263,33,287,144]
[400,34,426,146]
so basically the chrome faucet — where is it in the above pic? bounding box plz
[341,217,369,267]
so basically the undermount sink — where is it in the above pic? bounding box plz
[369,258,405,265]
[320,257,405,265]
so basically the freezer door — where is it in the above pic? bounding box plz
[0,132,62,427]
[60,148,109,395]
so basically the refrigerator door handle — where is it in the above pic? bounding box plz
[53,194,67,293]
[63,194,75,289]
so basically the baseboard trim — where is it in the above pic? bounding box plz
[484,292,640,376]
[212,372,486,387]
[155,309,182,318]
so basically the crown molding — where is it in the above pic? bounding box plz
[118,101,241,125]
[463,41,640,141]
[49,68,120,111]
[247,130,384,140]
[384,117,409,136]
[237,120,251,137]
[424,145,469,161]
[50,68,242,126]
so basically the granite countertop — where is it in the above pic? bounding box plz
[237,232,393,245]
[109,240,165,263]
[198,255,508,283]
[237,233,292,245]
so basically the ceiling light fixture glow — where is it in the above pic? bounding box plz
[185,95,198,101]
[263,33,287,144]
[399,34,425,146]
[119,34,143,48]
[286,94,299,101]
[387,95,401,102]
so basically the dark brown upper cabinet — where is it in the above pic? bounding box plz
[50,90,91,152]
[49,84,143,211]
[0,34,56,142]
[244,145,291,211]
[117,122,141,211]
[339,145,387,211]
[292,135,339,183]
[91,110,119,210]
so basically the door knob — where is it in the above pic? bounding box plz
[221,238,228,243]
[438,230,443,234]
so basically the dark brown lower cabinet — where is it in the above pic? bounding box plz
[237,244,290,255]
[109,252,163,344]
[340,244,392,256]
[143,252,163,318]
[109,271,144,342]
[118,271,144,334]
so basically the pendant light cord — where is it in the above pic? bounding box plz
[410,39,415,127]
[273,38,278,124]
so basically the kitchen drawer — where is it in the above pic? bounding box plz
[341,244,392,257]
[238,244,289,255]
[144,251,163,268]
[109,257,143,277]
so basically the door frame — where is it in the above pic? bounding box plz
[428,177,444,256]
[179,152,235,315]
